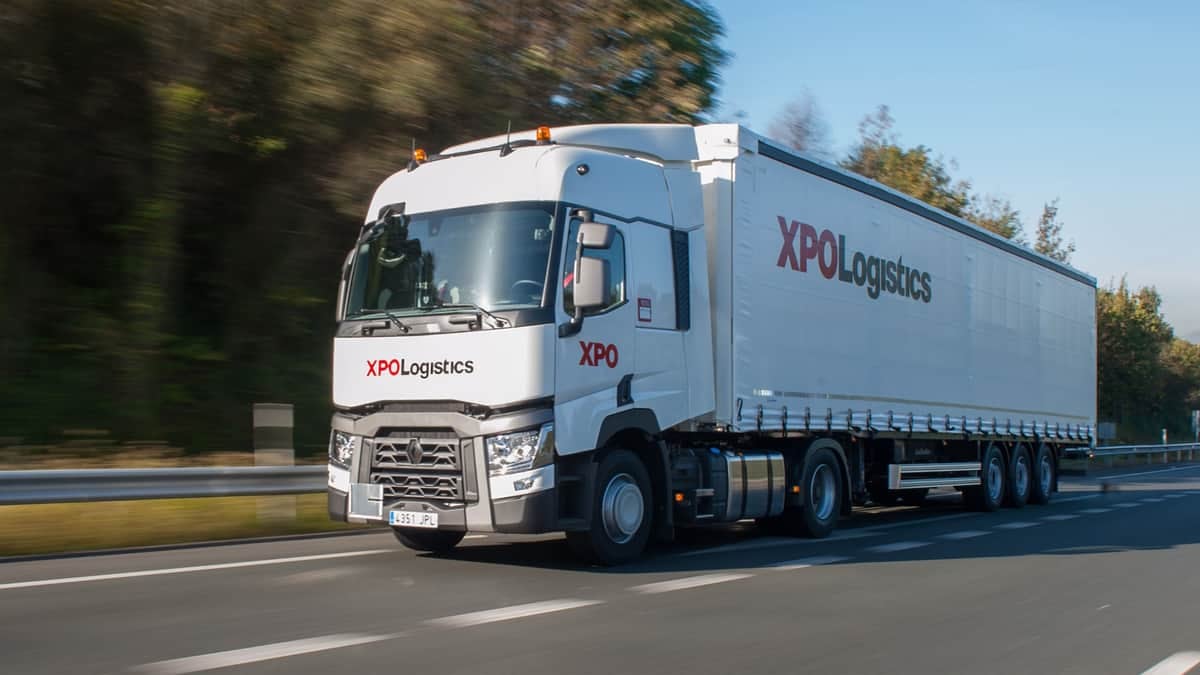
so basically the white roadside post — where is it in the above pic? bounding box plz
[254,403,296,523]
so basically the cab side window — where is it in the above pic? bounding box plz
[562,219,626,316]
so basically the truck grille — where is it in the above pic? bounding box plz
[369,430,464,500]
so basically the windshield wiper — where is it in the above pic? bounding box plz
[349,309,410,334]
[418,301,510,329]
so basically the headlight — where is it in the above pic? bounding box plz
[485,423,554,476]
[330,430,357,467]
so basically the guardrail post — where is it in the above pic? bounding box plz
[254,403,295,523]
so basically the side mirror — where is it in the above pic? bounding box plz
[577,222,614,248]
[573,256,610,311]
[558,219,616,337]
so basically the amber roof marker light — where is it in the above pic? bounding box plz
[536,125,552,144]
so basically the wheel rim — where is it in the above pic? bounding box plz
[987,456,1004,502]
[1039,452,1053,495]
[1014,453,1030,497]
[810,463,837,522]
[601,473,644,545]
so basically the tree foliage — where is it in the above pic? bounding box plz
[965,194,1024,241]
[1033,199,1075,263]
[0,0,727,452]
[842,105,973,218]
[767,90,830,157]
[1096,280,1177,441]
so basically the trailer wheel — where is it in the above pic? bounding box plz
[392,529,465,554]
[1006,444,1032,508]
[965,443,1006,512]
[783,447,841,538]
[566,449,652,565]
[1029,443,1055,505]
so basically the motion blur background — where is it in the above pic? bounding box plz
[1,0,1196,466]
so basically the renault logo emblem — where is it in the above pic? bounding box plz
[405,438,423,464]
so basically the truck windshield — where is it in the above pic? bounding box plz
[345,202,558,319]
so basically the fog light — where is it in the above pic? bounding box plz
[513,478,535,492]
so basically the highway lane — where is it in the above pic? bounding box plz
[3,464,1200,675]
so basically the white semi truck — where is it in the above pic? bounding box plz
[326,124,1096,564]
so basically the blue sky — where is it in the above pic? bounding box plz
[707,0,1199,339]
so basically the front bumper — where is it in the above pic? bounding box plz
[325,405,559,534]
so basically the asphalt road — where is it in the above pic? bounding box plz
[4,464,1200,675]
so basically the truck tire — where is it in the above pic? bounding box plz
[566,449,653,565]
[782,447,841,538]
[965,443,1006,512]
[392,528,465,554]
[1005,444,1032,508]
[1029,443,1055,505]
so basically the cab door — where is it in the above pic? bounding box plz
[554,213,635,455]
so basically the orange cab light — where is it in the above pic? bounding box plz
[791,485,800,494]
[674,492,685,503]
[535,126,552,143]
[413,148,428,162]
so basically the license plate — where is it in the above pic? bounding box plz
[389,510,438,529]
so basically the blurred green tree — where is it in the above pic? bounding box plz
[0,0,727,452]
[1096,280,1174,441]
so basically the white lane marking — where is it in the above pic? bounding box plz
[1056,494,1102,504]
[427,599,602,628]
[1112,502,1141,508]
[0,550,392,591]
[1164,494,1188,499]
[1042,514,1080,521]
[1100,465,1200,481]
[630,573,754,594]
[769,555,849,570]
[939,530,990,540]
[135,633,400,675]
[463,535,489,539]
[1079,508,1113,514]
[864,541,931,554]
[1141,498,1166,503]
[1141,651,1200,675]
[994,521,1039,530]
[678,530,876,557]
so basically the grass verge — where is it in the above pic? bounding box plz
[0,493,371,558]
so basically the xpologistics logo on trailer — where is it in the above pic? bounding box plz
[775,216,932,303]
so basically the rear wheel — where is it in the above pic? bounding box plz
[1029,443,1055,505]
[782,447,841,538]
[965,443,1006,512]
[1006,444,1032,508]
[566,449,653,565]
[392,528,465,554]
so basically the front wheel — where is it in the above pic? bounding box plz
[392,528,465,554]
[566,449,653,565]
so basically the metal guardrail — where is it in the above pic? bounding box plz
[0,466,326,506]
[2,443,1199,506]
[1090,442,1200,464]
